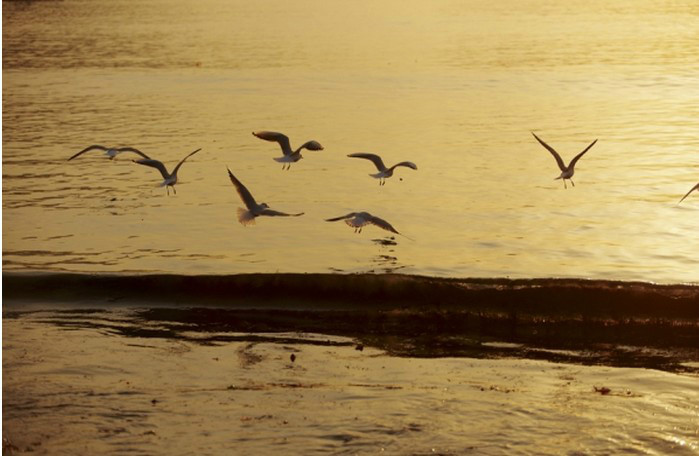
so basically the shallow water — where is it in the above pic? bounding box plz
[3,0,699,282]
[3,307,699,455]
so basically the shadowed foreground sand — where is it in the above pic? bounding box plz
[3,307,698,455]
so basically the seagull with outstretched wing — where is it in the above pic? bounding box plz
[69,145,150,161]
[532,132,597,189]
[227,167,304,225]
[252,131,324,169]
[325,211,403,235]
[347,153,417,185]
[132,148,201,195]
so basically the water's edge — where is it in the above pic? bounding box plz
[5,272,699,373]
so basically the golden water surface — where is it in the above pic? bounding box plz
[3,0,698,282]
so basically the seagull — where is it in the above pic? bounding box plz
[347,153,417,185]
[68,145,151,161]
[679,182,699,204]
[252,131,324,169]
[325,211,402,235]
[532,132,597,189]
[132,148,201,195]
[227,167,304,225]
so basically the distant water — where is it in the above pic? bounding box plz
[3,0,698,282]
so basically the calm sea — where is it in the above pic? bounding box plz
[3,0,698,282]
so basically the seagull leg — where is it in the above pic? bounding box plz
[563,180,567,189]
[166,186,170,196]
[173,186,177,195]
[571,179,575,187]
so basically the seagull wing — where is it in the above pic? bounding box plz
[133,159,170,179]
[300,140,324,151]
[532,132,566,172]
[679,182,699,204]
[367,214,400,235]
[259,208,304,217]
[325,212,357,222]
[252,131,293,156]
[568,139,597,170]
[116,147,151,159]
[347,153,386,172]
[68,145,109,160]
[391,161,418,171]
[171,148,201,177]
[227,168,258,210]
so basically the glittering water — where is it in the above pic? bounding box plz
[3,0,698,281]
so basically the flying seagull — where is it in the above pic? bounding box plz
[68,145,150,161]
[227,167,304,225]
[532,132,597,189]
[132,148,201,195]
[325,211,402,235]
[679,182,699,204]
[347,153,417,185]
[252,131,324,170]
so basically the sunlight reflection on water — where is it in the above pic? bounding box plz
[3,0,698,282]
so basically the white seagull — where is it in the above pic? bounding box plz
[227,168,304,225]
[532,132,597,189]
[347,153,417,185]
[252,131,324,169]
[68,145,151,161]
[133,148,201,195]
[325,211,402,235]
[679,182,699,204]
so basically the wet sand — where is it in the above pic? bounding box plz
[4,305,699,455]
[4,273,699,454]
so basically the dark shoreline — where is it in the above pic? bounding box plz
[4,272,699,372]
[4,271,699,316]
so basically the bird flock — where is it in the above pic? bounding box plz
[68,131,698,238]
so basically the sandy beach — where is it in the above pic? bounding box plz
[4,275,699,455]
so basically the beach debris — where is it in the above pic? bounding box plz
[355,344,364,351]
[3,437,19,455]
[594,386,611,395]
[290,353,296,363]
[151,398,159,405]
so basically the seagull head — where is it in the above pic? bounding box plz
[260,203,270,209]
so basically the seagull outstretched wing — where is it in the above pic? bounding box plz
[679,182,699,204]
[532,132,566,171]
[568,139,597,170]
[253,131,293,156]
[348,153,387,172]
[227,168,259,210]
[171,148,201,176]
[134,159,170,179]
